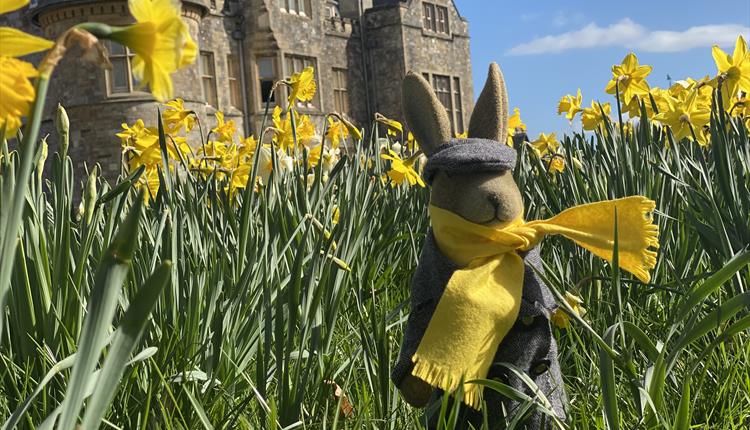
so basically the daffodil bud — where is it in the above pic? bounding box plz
[36,140,48,182]
[83,169,98,225]
[55,104,70,158]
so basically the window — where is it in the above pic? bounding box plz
[427,73,462,134]
[422,2,449,34]
[281,0,311,16]
[200,51,218,107]
[436,5,449,34]
[326,0,340,18]
[285,54,317,108]
[452,77,463,133]
[256,57,276,106]
[106,41,139,95]
[227,54,242,110]
[432,74,452,116]
[423,3,434,31]
[332,68,349,115]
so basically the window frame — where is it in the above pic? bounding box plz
[452,76,463,134]
[332,67,349,116]
[227,53,242,111]
[104,40,148,98]
[200,51,219,108]
[422,2,435,32]
[422,2,449,35]
[255,55,278,110]
[422,72,464,135]
[436,5,449,34]
[432,74,453,126]
[280,0,312,17]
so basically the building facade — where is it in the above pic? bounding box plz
[16,0,473,178]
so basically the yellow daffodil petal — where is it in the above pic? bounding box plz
[128,0,179,22]
[0,27,55,57]
[712,45,733,73]
[732,35,748,65]
[631,64,653,79]
[110,0,196,102]
[180,35,197,67]
[621,52,638,70]
[288,66,316,104]
[0,0,28,15]
[0,55,37,138]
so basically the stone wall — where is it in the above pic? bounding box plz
[362,4,406,120]
[400,0,472,133]
[364,0,472,134]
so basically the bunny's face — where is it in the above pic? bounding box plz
[430,170,523,226]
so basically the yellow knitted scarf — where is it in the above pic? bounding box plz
[411,196,659,409]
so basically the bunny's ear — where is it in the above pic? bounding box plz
[402,72,452,156]
[468,63,509,143]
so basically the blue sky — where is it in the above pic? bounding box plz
[454,0,750,138]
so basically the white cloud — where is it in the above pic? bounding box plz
[507,18,750,55]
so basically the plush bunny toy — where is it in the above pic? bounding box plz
[392,63,659,429]
[391,63,567,428]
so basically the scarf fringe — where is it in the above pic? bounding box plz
[631,197,660,283]
[411,354,483,410]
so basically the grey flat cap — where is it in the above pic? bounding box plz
[423,138,517,185]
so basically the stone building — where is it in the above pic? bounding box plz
[14,0,473,178]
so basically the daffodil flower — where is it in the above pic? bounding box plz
[623,94,653,120]
[287,66,316,105]
[326,117,349,149]
[238,135,258,160]
[605,53,652,103]
[162,98,195,133]
[376,114,403,137]
[557,89,583,122]
[548,155,565,174]
[117,119,161,168]
[306,143,323,169]
[406,131,419,153]
[551,292,587,329]
[212,111,237,143]
[380,149,425,188]
[109,0,197,102]
[529,132,559,157]
[272,106,316,153]
[711,35,750,105]
[581,100,612,131]
[654,91,711,147]
[138,166,162,202]
[0,0,55,137]
[506,107,526,147]
[321,146,340,173]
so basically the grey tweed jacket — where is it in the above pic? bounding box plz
[392,230,567,429]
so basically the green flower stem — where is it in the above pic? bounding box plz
[75,22,115,38]
[0,75,51,338]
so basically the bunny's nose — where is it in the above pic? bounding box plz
[487,194,502,209]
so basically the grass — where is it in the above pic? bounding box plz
[1,91,749,429]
